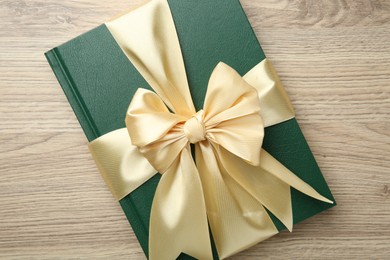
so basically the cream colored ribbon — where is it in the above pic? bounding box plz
[89,0,333,259]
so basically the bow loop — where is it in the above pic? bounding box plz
[126,88,187,147]
[126,88,189,173]
[204,62,264,165]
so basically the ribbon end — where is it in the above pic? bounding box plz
[321,197,334,204]
[308,191,334,205]
[285,217,293,232]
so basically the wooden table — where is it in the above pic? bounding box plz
[1,0,389,259]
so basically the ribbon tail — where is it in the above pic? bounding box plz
[196,142,278,259]
[149,146,212,260]
[259,149,334,205]
[215,146,333,232]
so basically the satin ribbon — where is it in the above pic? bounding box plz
[89,0,333,259]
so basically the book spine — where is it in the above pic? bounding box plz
[45,48,99,141]
[45,48,149,255]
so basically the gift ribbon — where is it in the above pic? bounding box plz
[89,0,333,259]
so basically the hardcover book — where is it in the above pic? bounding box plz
[45,0,335,259]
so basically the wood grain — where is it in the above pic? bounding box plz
[1,0,389,259]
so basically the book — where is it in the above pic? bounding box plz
[45,0,335,258]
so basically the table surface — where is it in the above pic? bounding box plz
[1,0,389,259]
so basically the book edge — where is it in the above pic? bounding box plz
[45,48,98,140]
[45,47,151,256]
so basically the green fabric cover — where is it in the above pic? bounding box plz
[45,0,335,259]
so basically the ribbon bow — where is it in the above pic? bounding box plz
[87,1,333,259]
[126,63,332,260]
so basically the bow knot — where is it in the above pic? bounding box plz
[184,110,205,144]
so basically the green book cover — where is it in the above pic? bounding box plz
[45,0,335,258]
